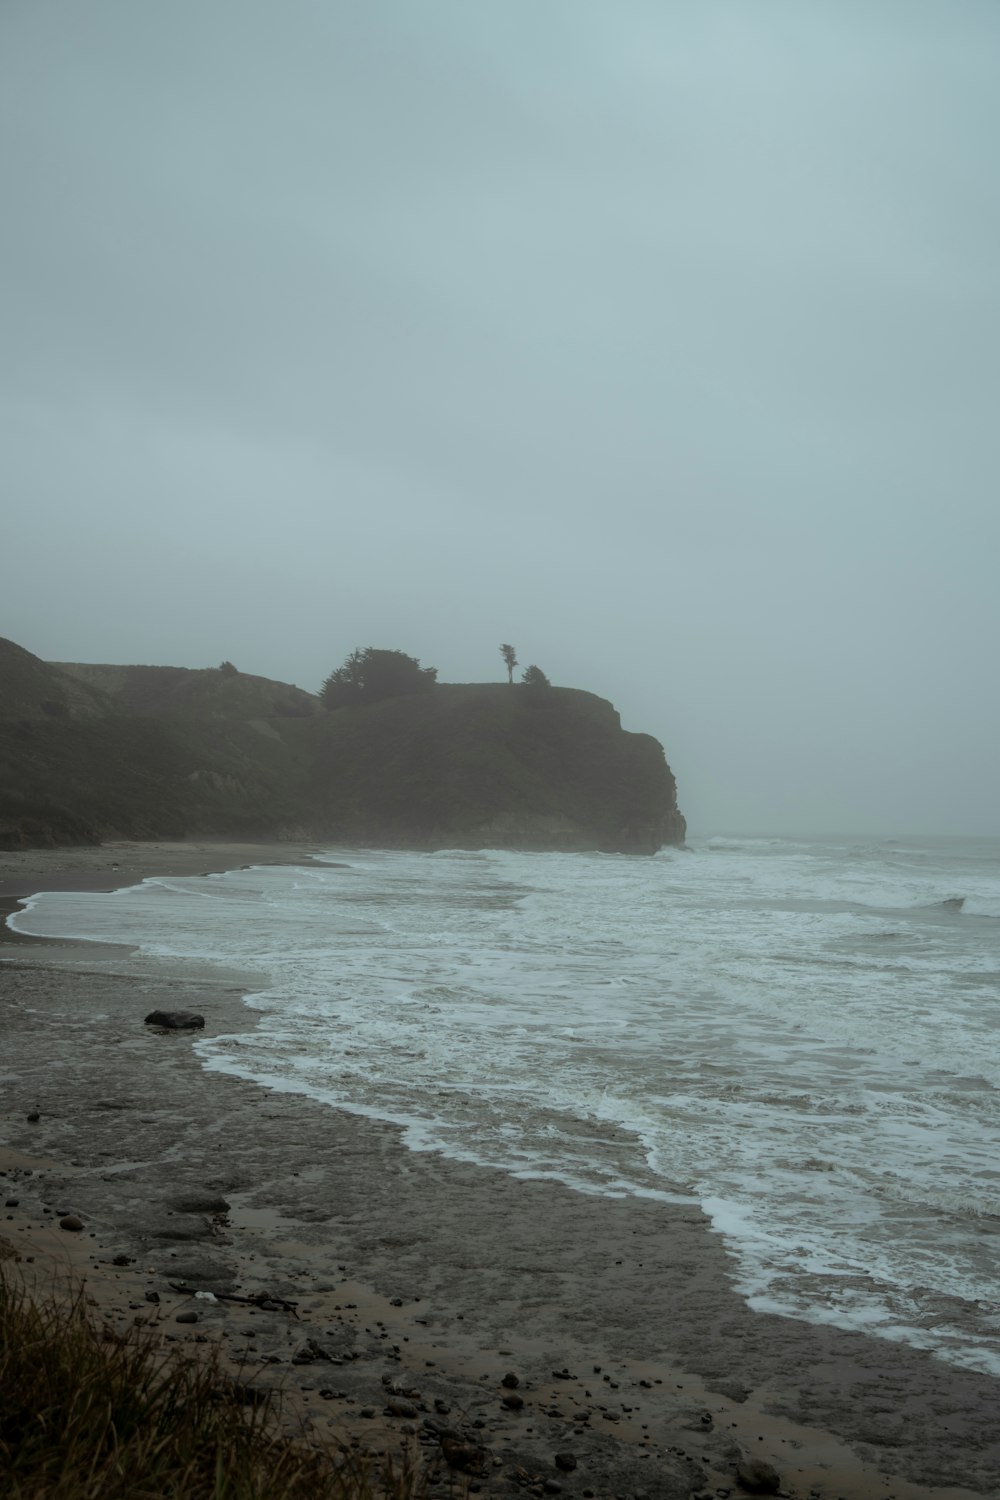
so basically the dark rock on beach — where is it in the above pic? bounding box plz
[385,1397,419,1418]
[144,1211,217,1242]
[160,1253,240,1289]
[167,1192,230,1215]
[144,1010,205,1030]
[439,1434,487,1474]
[735,1457,781,1493]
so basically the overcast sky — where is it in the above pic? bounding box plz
[3,2,998,836]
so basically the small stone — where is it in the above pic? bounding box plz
[59,1215,84,1233]
[360,1407,376,1419]
[4,1198,19,1208]
[554,1453,577,1472]
[112,1253,130,1266]
[440,1436,486,1474]
[735,1459,781,1494]
[26,1112,40,1123]
[175,1310,198,1325]
[501,1372,520,1389]
[386,1398,418,1418]
[543,1483,563,1495]
[502,1392,524,1411]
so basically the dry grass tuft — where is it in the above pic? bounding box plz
[0,1268,427,1499]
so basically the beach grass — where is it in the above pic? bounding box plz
[0,1267,426,1500]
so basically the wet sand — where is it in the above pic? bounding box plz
[2,842,999,1499]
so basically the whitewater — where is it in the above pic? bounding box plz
[9,834,1000,1375]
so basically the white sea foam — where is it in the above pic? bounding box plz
[8,835,1000,1373]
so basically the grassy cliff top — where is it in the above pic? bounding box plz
[53,661,320,719]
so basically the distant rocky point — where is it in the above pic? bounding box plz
[0,637,685,854]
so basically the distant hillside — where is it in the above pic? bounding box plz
[0,640,685,852]
[0,637,112,722]
[54,661,319,720]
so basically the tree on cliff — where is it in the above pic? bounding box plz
[321,648,437,708]
[521,664,551,689]
[500,643,517,684]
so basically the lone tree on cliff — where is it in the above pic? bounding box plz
[321,648,437,708]
[500,643,517,684]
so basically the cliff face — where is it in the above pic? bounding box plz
[307,684,685,854]
[0,641,685,852]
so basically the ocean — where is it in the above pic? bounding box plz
[9,835,1000,1376]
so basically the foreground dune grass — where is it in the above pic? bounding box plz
[0,1267,425,1500]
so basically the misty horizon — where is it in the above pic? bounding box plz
[3,2,998,839]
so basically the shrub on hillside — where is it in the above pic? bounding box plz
[321,648,437,709]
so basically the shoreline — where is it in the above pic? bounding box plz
[0,836,330,901]
[2,842,999,1498]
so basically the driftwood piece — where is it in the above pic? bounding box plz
[168,1281,299,1315]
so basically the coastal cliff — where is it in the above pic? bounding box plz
[308,683,684,854]
[0,639,685,853]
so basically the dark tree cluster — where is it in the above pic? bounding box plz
[321,647,437,709]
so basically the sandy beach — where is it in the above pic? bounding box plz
[2,842,998,1500]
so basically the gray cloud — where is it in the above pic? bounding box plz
[3,1,999,833]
